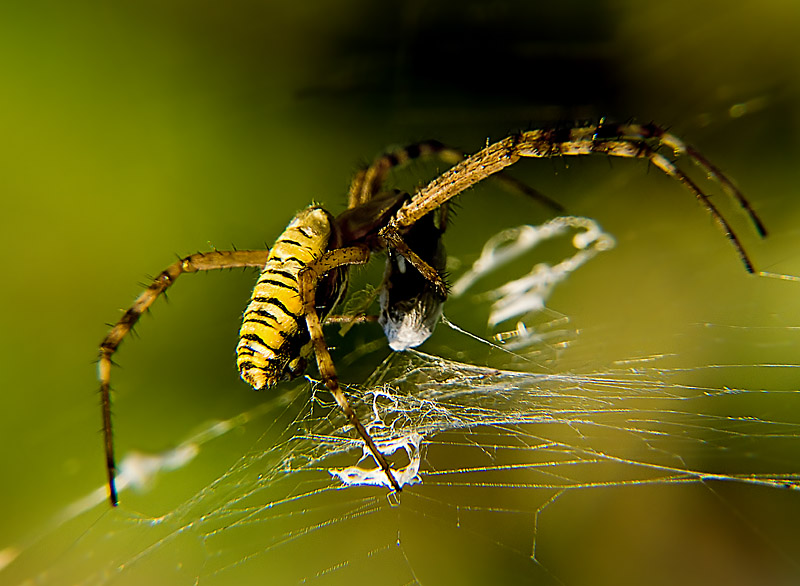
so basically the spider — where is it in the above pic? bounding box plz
[98,121,764,506]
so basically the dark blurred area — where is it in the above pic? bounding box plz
[294,2,620,119]
[124,1,622,117]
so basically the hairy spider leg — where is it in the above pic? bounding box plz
[298,246,403,492]
[349,139,564,212]
[348,141,455,207]
[614,123,765,237]
[380,226,449,297]
[684,145,767,237]
[384,123,762,280]
[99,250,270,506]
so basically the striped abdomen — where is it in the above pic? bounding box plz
[237,207,341,390]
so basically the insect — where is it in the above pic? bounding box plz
[379,204,448,351]
[98,121,764,506]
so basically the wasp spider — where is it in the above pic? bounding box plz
[99,121,764,506]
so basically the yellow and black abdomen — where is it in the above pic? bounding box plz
[237,207,341,390]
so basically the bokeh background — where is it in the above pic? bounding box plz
[1,1,800,584]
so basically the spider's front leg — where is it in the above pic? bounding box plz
[349,140,563,212]
[298,246,403,493]
[379,224,449,299]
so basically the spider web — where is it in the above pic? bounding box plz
[7,348,800,585]
[4,224,800,586]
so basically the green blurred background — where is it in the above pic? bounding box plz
[1,1,800,584]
